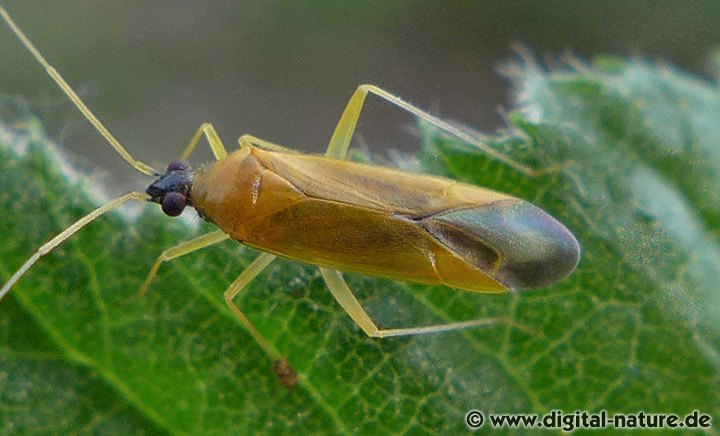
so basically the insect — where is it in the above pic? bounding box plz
[0,7,579,384]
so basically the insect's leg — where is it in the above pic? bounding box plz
[0,191,148,303]
[135,230,229,298]
[238,135,294,153]
[224,252,297,387]
[223,252,281,359]
[320,268,505,337]
[181,123,229,161]
[327,84,555,175]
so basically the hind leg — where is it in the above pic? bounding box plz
[320,268,505,337]
[325,84,561,174]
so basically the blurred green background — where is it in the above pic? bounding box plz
[1,0,719,190]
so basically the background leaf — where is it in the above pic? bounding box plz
[1,55,719,434]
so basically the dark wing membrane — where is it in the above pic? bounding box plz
[421,200,581,290]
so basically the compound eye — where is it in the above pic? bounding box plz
[161,192,187,217]
[167,159,190,172]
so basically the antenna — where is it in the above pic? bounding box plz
[0,6,158,176]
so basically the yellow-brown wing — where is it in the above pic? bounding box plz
[192,146,579,292]
[251,147,510,215]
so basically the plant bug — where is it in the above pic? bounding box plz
[0,6,579,385]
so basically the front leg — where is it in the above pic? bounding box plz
[136,230,229,298]
[181,122,229,161]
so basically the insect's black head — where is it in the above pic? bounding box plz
[146,160,194,217]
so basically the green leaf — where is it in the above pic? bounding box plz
[1,54,719,434]
[421,56,720,419]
